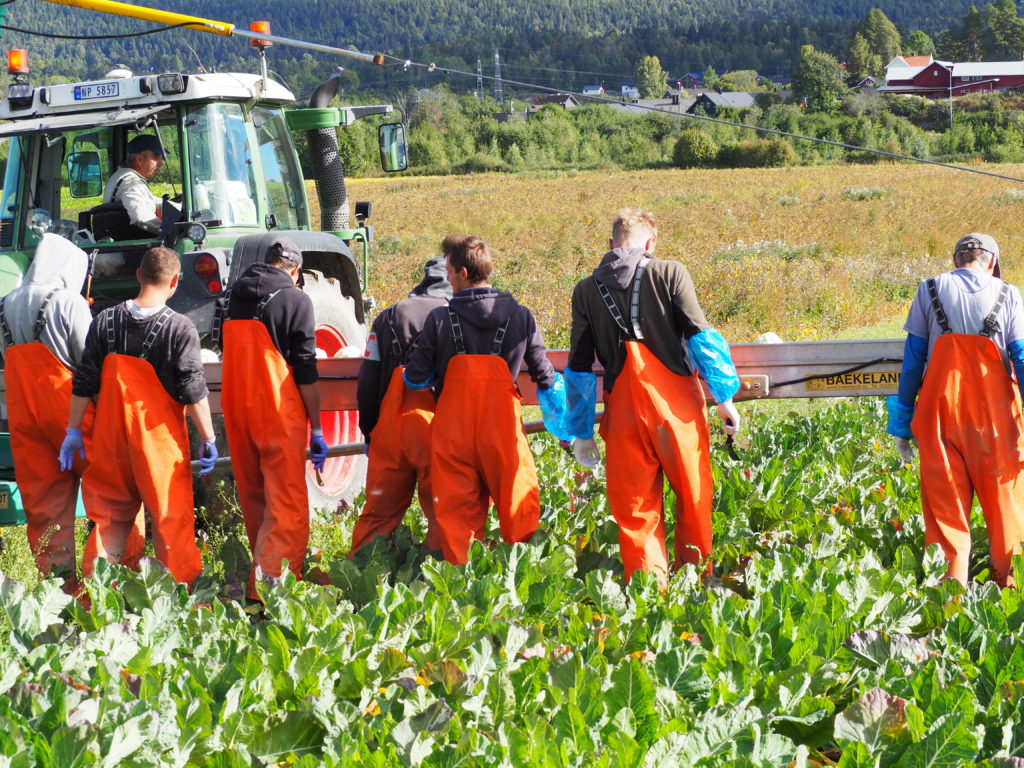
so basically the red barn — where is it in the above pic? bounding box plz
[881,58,1024,98]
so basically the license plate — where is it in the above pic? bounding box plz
[74,81,119,101]
[0,491,8,509]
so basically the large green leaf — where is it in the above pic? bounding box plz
[0,576,70,644]
[899,714,978,768]
[834,688,911,761]
[605,660,658,747]
[248,710,327,761]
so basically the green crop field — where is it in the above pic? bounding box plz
[2,164,1024,766]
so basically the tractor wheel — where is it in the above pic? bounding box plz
[301,269,367,512]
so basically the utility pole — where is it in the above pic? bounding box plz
[476,59,483,100]
[494,50,503,105]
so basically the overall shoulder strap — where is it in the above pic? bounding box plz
[447,306,466,355]
[594,277,631,339]
[110,173,130,201]
[0,298,13,348]
[210,289,231,350]
[926,278,952,335]
[491,317,511,356]
[980,281,1011,338]
[385,306,405,361]
[32,289,58,342]
[140,307,175,361]
[629,257,651,341]
[255,289,282,322]
[104,305,119,354]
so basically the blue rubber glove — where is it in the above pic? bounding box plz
[198,438,217,476]
[537,372,572,442]
[564,368,597,440]
[310,429,328,471]
[687,327,741,404]
[59,427,85,472]
[1009,339,1024,401]
[886,396,914,439]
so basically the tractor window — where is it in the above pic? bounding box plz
[185,103,259,228]
[0,138,17,248]
[253,106,307,230]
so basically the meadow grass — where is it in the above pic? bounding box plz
[340,162,1024,343]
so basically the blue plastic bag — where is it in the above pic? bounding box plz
[564,368,597,440]
[687,327,740,404]
[885,395,914,439]
[537,372,573,442]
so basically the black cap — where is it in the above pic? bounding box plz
[265,240,303,268]
[126,134,164,158]
[409,256,452,299]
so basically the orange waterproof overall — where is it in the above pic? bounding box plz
[594,258,713,583]
[600,341,713,582]
[82,315,201,584]
[911,292,1024,586]
[222,318,309,599]
[350,367,440,554]
[1,294,142,587]
[432,313,539,564]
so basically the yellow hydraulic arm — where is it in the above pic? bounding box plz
[40,0,386,64]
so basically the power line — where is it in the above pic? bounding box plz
[0,21,203,40]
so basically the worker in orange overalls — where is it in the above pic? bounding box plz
[351,253,453,555]
[220,240,327,600]
[887,233,1024,587]
[62,246,216,586]
[0,234,142,591]
[566,209,741,585]
[403,235,568,564]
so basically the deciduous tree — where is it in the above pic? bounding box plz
[634,56,668,99]
[792,45,849,115]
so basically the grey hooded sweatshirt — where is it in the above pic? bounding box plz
[0,234,92,371]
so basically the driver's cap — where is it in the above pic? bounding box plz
[126,134,164,158]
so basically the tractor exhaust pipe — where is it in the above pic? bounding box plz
[308,71,349,230]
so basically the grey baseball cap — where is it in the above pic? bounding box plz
[955,233,1000,277]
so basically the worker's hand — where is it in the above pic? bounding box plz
[310,429,328,471]
[572,437,601,469]
[717,401,741,436]
[894,436,916,464]
[59,427,85,472]
[198,438,218,476]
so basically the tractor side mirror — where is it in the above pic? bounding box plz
[66,151,103,198]
[378,122,408,172]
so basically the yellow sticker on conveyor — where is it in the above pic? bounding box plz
[804,370,900,392]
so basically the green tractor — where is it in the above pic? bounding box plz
[0,56,408,523]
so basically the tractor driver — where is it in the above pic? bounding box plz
[103,134,177,235]
[886,233,1024,587]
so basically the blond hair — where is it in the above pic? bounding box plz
[612,209,657,246]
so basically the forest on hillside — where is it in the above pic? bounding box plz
[0,0,980,97]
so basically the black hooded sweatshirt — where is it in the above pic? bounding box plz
[226,263,318,385]
[404,287,556,397]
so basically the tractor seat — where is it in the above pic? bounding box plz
[79,201,154,242]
